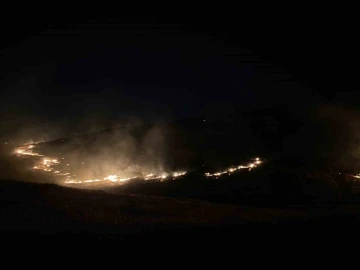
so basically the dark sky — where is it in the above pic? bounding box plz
[0,20,293,118]
[0,9,359,142]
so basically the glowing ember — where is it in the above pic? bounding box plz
[173,171,187,178]
[205,158,262,177]
[14,145,44,157]
[13,142,263,187]
[15,143,190,185]
[144,172,172,180]
[32,157,61,172]
[65,175,138,185]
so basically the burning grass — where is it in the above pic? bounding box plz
[13,143,263,188]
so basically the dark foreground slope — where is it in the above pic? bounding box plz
[2,180,360,245]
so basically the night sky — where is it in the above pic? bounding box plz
[1,9,359,142]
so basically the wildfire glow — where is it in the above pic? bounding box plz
[173,171,187,177]
[32,158,60,173]
[14,143,189,186]
[14,145,44,157]
[205,158,262,178]
[14,142,263,187]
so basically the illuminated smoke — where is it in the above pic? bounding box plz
[14,143,188,186]
[14,143,262,187]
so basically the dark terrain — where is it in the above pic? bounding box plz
[2,178,360,244]
[2,112,360,244]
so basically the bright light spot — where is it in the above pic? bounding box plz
[173,171,186,178]
[14,145,43,157]
[84,179,101,183]
[104,175,118,182]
